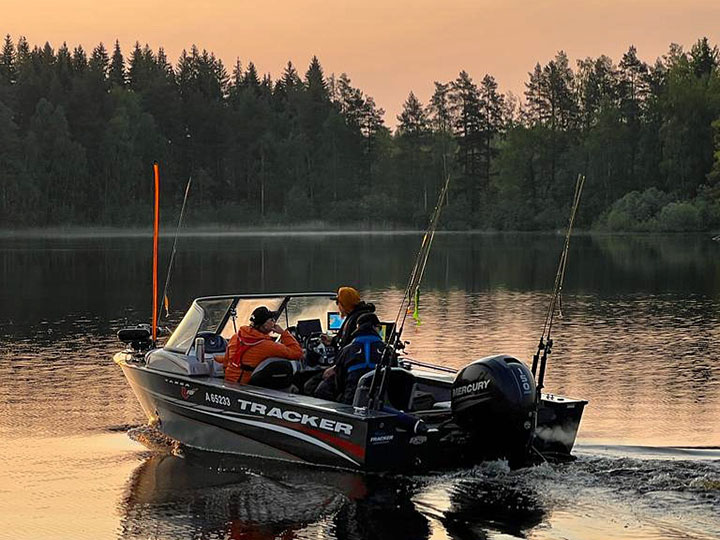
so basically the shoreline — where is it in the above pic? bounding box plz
[0,226,715,239]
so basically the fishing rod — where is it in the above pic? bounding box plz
[531,173,585,396]
[156,176,193,326]
[367,156,452,410]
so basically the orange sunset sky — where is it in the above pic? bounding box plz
[5,0,720,124]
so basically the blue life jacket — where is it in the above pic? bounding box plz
[346,334,383,373]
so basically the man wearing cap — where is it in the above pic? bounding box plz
[217,306,303,384]
[330,286,376,350]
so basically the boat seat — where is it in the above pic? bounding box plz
[248,357,301,390]
[353,368,417,411]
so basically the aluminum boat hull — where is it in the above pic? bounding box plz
[118,353,585,471]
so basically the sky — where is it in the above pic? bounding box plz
[4,0,720,125]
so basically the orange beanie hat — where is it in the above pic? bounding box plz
[336,286,361,312]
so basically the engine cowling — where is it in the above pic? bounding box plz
[451,355,537,463]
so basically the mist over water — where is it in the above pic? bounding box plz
[1,232,719,539]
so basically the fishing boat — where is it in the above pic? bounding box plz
[116,165,586,471]
[115,291,585,471]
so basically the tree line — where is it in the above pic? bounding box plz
[0,35,719,231]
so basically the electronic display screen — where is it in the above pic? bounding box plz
[297,319,322,337]
[327,311,344,331]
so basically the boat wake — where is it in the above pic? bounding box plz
[410,448,720,539]
[126,424,183,455]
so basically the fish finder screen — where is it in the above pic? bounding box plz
[327,312,344,331]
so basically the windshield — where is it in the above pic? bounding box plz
[285,296,338,332]
[165,294,336,352]
[165,298,234,353]
[219,298,284,339]
[218,295,337,338]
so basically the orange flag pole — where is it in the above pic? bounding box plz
[152,162,160,343]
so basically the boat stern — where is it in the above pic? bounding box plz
[535,394,587,458]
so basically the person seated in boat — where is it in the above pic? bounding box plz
[325,286,376,350]
[217,306,303,384]
[315,312,392,403]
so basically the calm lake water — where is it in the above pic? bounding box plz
[1,231,719,539]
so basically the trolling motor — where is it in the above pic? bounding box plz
[117,324,153,352]
[117,324,171,352]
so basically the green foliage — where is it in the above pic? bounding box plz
[658,202,702,231]
[0,36,719,231]
[599,187,720,231]
[601,188,670,231]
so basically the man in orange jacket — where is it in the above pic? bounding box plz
[218,306,303,384]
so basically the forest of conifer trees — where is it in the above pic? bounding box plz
[1,35,720,231]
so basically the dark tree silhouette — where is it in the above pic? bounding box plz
[0,36,718,232]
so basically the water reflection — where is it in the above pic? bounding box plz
[118,449,553,540]
[3,233,720,328]
[119,451,430,540]
[414,476,545,540]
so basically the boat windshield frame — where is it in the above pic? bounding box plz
[163,292,336,354]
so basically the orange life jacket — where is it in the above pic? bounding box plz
[220,326,303,384]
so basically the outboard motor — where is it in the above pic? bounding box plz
[451,355,537,465]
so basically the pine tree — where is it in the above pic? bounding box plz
[524,63,545,125]
[336,73,364,127]
[89,43,110,80]
[428,81,452,132]
[479,74,505,184]
[40,42,55,68]
[0,35,16,85]
[450,73,482,169]
[280,61,300,90]
[109,40,125,87]
[397,91,428,136]
[243,62,260,88]
[543,51,577,131]
[16,36,29,65]
[71,46,87,74]
[576,55,617,131]
[690,37,719,78]
[397,91,432,212]
[128,43,145,90]
[232,58,243,87]
[618,46,648,125]
[304,56,328,101]
[156,47,174,80]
